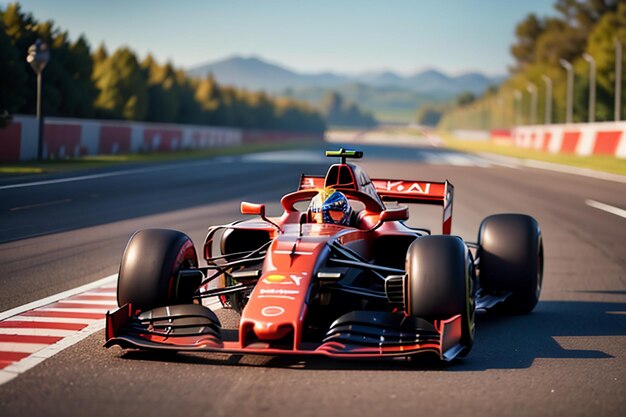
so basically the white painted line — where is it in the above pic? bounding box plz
[443,153,488,167]
[0,328,77,337]
[585,199,626,219]
[467,155,493,168]
[58,299,117,306]
[0,159,223,191]
[523,160,626,184]
[0,371,17,385]
[477,152,626,182]
[475,153,521,169]
[0,342,50,353]
[100,283,118,289]
[35,307,111,315]
[421,151,448,165]
[8,316,97,325]
[80,291,117,297]
[10,198,72,211]
[0,274,117,321]
[0,167,166,190]
[0,320,106,385]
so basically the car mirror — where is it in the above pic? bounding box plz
[241,202,265,216]
[379,206,409,223]
[241,202,282,232]
[369,206,409,231]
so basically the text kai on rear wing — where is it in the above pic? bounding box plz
[299,176,454,234]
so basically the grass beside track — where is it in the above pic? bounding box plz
[439,132,626,177]
[0,142,317,177]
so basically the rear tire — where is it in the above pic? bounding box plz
[118,229,198,311]
[478,214,543,314]
[405,235,475,356]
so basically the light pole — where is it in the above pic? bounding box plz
[582,53,596,123]
[27,39,50,161]
[496,95,504,129]
[616,37,622,121]
[560,59,574,124]
[514,89,522,126]
[541,75,553,124]
[527,82,538,125]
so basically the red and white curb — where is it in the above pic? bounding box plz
[0,274,118,385]
[512,121,626,158]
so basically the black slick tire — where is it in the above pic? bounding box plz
[478,214,543,314]
[117,229,198,311]
[405,235,475,356]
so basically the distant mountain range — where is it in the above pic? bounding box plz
[187,55,505,96]
[187,56,506,123]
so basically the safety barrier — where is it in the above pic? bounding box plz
[0,115,324,162]
[511,122,626,159]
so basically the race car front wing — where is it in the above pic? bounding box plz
[105,303,465,361]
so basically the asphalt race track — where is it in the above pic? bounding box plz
[0,139,624,417]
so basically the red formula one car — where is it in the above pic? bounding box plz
[105,149,543,361]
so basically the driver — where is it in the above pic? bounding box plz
[308,188,353,226]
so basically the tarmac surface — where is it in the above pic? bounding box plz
[0,140,624,417]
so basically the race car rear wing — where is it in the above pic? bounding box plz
[298,175,454,234]
[372,179,454,234]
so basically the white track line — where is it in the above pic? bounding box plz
[80,291,117,297]
[523,160,626,183]
[0,274,117,321]
[474,153,521,169]
[0,328,77,337]
[10,198,72,211]
[0,320,106,384]
[7,316,98,325]
[0,342,50,353]
[35,307,111,315]
[57,299,117,306]
[585,199,626,218]
[0,167,168,191]
[478,153,626,183]
[0,159,224,191]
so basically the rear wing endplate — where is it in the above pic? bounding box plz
[371,179,453,234]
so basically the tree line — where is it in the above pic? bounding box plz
[318,91,377,128]
[0,3,325,131]
[436,0,625,130]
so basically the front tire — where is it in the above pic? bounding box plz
[117,229,198,311]
[478,214,543,314]
[405,235,475,356]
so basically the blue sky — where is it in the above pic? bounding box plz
[3,0,557,75]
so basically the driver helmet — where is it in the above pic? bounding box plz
[308,188,353,225]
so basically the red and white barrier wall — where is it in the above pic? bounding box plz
[511,122,626,159]
[0,115,323,162]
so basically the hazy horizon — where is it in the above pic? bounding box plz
[191,53,509,78]
[3,0,557,76]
